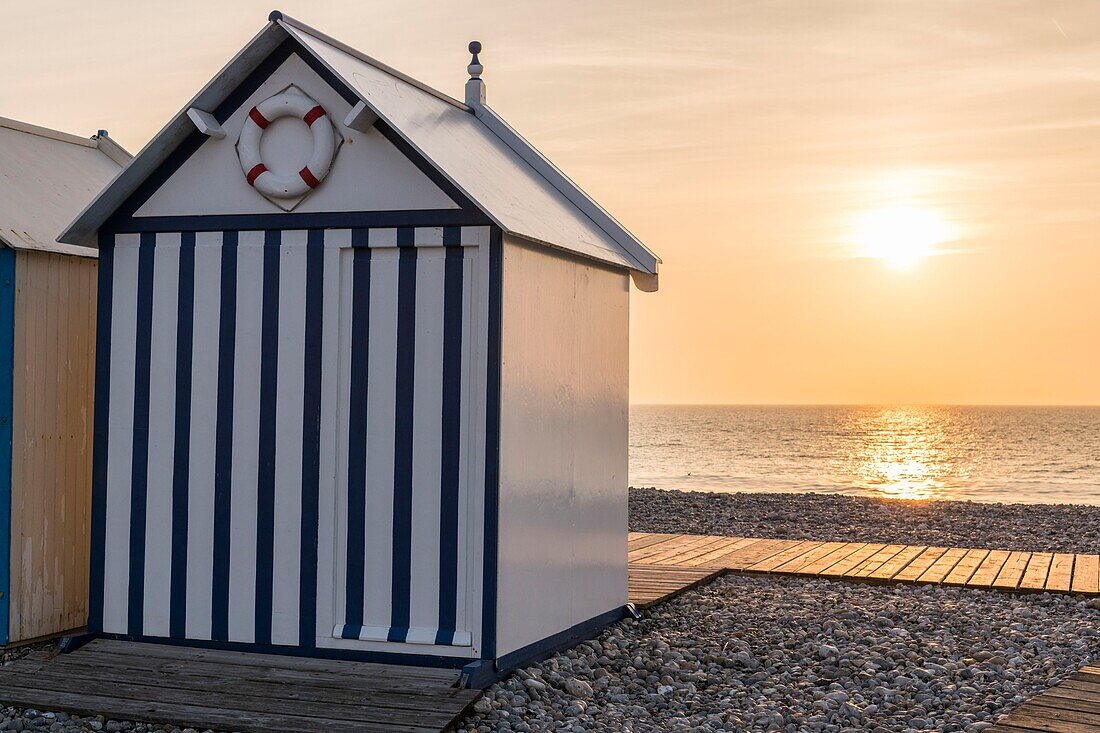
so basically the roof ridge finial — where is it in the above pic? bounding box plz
[465,41,485,107]
[467,41,483,79]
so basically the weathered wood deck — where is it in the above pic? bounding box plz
[992,665,1100,732]
[629,532,1100,595]
[0,639,478,733]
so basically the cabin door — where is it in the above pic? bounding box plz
[330,241,477,648]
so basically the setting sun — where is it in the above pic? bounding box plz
[852,204,956,269]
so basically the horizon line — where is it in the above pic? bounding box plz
[629,402,1100,408]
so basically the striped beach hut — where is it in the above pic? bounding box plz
[60,12,659,681]
[0,117,130,646]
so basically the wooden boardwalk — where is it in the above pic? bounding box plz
[0,639,478,733]
[629,533,1100,595]
[993,665,1100,732]
[628,564,724,608]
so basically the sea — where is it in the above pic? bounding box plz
[629,405,1100,505]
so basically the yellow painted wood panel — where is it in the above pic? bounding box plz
[9,251,96,643]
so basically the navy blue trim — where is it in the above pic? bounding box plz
[254,230,281,646]
[100,38,488,235]
[95,632,473,669]
[104,41,296,229]
[435,228,464,646]
[494,606,626,674]
[211,232,238,642]
[0,247,14,646]
[389,230,416,643]
[88,234,114,634]
[169,232,196,639]
[481,228,503,660]
[373,123,483,214]
[298,229,324,648]
[108,210,490,235]
[128,233,156,636]
[343,233,371,632]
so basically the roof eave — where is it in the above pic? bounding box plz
[59,20,290,246]
[471,103,660,275]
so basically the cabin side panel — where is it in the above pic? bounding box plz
[9,250,97,643]
[496,235,630,659]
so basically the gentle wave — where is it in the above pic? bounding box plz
[629,405,1100,505]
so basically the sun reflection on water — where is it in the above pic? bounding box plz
[847,407,954,500]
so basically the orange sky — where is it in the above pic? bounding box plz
[4,0,1100,405]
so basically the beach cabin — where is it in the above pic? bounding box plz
[60,12,659,679]
[0,117,130,645]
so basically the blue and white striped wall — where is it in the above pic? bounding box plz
[92,225,495,661]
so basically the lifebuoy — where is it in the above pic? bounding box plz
[237,89,335,198]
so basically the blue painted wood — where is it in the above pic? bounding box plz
[481,227,503,660]
[88,235,115,634]
[0,247,14,646]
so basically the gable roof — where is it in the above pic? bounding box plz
[0,117,130,257]
[59,13,659,280]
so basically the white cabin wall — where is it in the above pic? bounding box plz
[496,235,629,658]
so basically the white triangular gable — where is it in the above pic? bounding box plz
[135,53,459,218]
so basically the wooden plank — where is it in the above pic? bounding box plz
[1020,552,1054,591]
[917,547,969,584]
[821,544,887,578]
[846,544,908,579]
[1046,553,1075,592]
[627,533,677,551]
[796,542,866,575]
[997,704,1100,732]
[665,536,744,566]
[627,534,689,563]
[639,534,722,565]
[628,565,722,608]
[944,548,991,586]
[773,541,850,574]
[0,667,463,726]
[893,546,948,582]
[676,537,759,567]
[992,551,1032,590]
[706,538,797,570]
[966,550,1011,588]
[1029,691,1100,715]
[1071,554,1099,595]
[868,545,926,580]
[0,684,442,733]
[748,540,823,573]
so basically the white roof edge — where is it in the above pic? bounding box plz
[59,20,289,245]
[275,14,470,112]
[472,103,660,274]
[0,116,98,148]
[94,133,133,166]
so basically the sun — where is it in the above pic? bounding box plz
[851,204,955,269]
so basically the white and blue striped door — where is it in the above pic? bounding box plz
[331,227,480,647]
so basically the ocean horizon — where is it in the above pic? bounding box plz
[629,404,1100,505]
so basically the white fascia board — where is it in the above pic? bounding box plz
[471,102,660,275]
[59,21,289,245]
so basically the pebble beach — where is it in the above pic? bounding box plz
[629,487,1100,553]
[458,574,1100,732]
[3,488,1099,733]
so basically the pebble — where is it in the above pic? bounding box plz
[457,574,1100,732]
[629,487,1100,552]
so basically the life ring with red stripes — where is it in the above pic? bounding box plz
[237,89,335,198]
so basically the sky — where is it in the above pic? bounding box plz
[3,0,1100,405]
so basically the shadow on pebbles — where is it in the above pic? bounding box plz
[459,574,1100,733]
